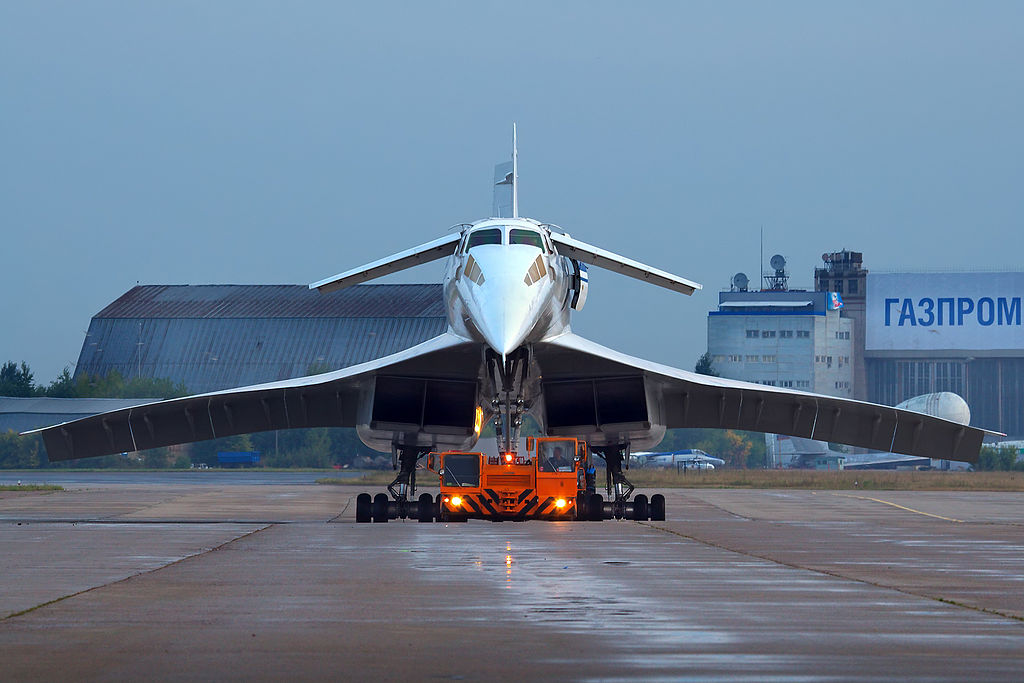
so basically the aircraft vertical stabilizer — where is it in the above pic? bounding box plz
[493,161,513,217]
[491,124,519,218]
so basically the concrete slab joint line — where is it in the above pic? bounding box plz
[639,521,1024,624]
[0,524,272,622]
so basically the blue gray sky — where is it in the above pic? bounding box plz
[2,1,1022,383]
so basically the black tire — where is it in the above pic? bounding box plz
[575,493,588,521]
[418,493,434,522]
[588,493,604,521]
[355,493,372,523]
[650,493,666,521]
[633,494,648,521]
[372,493,390,523]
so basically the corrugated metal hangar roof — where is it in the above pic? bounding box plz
[74,284,449,394]
[97,284,446,319]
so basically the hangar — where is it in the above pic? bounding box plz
[73,284,447,395]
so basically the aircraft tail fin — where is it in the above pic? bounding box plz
[492,124,519,218]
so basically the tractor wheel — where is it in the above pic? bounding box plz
[372,493,390,523]
[418,493,434,522]
[575,494,588,520]
[632,494,648,521]
[650,494,666,521]
[588,493,604,521]
[355,493,372,523]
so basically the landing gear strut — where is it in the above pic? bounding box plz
[486,347,530,455]
[354,445,436,523]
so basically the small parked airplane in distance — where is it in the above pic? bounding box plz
[29,127,997,520]
[632,449,725,470]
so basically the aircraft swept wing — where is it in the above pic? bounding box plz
[310,233,462,294]
[28,332,483,461]
[30,328,991,463]
[532,333,988,462]
[548,232,702,296]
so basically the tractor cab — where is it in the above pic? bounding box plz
[426,437,589,521]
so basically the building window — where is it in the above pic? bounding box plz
[745,355,759,363]
[746,329,759,338]
[796,380,810,388]
[835,280,843,294]
[848,279,859,294]
[762,355,777,363]
[762,330,776,338]
[835,331,850,340]
[779,330,793,338]
[780,380,793,388]
[728,354,742,363]
[797,330,810,338]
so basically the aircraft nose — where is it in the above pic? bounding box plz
[465,249,546,357]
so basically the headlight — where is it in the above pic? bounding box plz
[451,496,463,507]
[554,498,567,509]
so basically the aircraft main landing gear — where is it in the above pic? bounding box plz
[587,444,665,521]
[354,446,436,523]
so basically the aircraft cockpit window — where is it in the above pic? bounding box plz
[465,229,503,250]
[538,440,575,472]
[509,228,544,249]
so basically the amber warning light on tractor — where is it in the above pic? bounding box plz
[504,453,514,464]
[473,406,483,436]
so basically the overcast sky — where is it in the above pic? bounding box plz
[2,1,1022,383]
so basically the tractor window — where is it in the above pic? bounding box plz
[442,453,480,487]
[465,229,503,250]
[509,228,544,249]
[538,440,575,473]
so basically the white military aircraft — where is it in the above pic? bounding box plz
[632,450,726,470]
[30,129,992,516]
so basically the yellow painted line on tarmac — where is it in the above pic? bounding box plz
[832,493,964,523]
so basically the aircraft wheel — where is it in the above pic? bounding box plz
[588,493,604,521]
[632,494,648,521]
[355,493,372,523]
[372,493,390,523]
[650,494,666,521]
[418,493,434,522]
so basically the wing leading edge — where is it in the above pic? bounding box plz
[536,333,990,462]
[549,232,702,296]
[26,333,477,461]
[309,233,462,294]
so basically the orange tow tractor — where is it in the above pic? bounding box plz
[429,437,587,522]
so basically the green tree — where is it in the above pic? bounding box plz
[0,361,35,397]
[694,352,719,377]
[977,445,1018,471]
[0,431,41,468]
[44,368,77,397]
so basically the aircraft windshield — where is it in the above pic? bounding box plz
[465,229,502,250]
[442,453,480,487]
[538,440,575,473]
[509,228,543,249]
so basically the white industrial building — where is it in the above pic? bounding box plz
[707,288,854,397]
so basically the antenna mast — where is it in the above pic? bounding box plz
[511,123,519,218]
